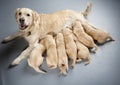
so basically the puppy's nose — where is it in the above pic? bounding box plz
[19,18,25,23]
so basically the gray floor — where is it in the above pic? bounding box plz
[0,0,120,85]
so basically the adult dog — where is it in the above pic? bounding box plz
[1,2,92,67]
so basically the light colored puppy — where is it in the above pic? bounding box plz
[76,41,91,65]
[72,20,98,52]
[82,22,114,44]
[56,33,68,75]
[1,2,92,67]
[27,41,46,74]
[73,35,91,65]
[43,35,58,69]
[62,28,77,68]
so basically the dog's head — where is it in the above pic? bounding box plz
[15,8,38,30]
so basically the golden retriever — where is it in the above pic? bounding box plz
[62,28,77,68]
[56,33,68,75]
[1,3,92,67]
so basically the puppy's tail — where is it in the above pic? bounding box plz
[82,2,92,17]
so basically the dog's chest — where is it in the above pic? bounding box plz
[24,31,39,44]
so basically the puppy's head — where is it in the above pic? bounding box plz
[62,28,72,36]
[15,8,38,30]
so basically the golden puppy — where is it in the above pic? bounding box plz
[76,41,91,65]
[82,22,114,44]
[72,21,98,52]
[56,33,68,75]
[27,41,46,74]
[72,34,91,65]
[43,35,58,69]
[62,28,77,68]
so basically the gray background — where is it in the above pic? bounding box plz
[0,0,120,85]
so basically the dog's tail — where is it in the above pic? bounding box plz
[82,2,92,17]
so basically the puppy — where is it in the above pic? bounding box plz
[75,40,91,65]
[72,21,98,52]
[43,35,58,69]
[56,33,68,75]
[82,22,114,44]
[62,28,77,68]
[27,41,47,74]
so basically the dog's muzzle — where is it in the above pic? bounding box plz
[19,18,28,30]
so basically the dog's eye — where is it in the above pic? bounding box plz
[27,14,30,16]
[19,12,21,15]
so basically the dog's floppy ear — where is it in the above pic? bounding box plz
[32,10,39,24]
[15,8,20,19]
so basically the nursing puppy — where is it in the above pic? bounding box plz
[72,21,98,52]
[82,22,114,44]
[1,2,92,67]
[43,35,58,69]
[62,28,77,68]
[56,33,68,75]
[27,41,47,74]
[76,41,91,65]
[72,34,91,65]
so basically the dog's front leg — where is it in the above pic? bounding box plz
[8,46,33,68]
[1,31,23,44]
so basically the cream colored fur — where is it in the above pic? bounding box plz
[62,28,77,68]
[56,33,68,75]
[27,41,46,74]
[2,3,91,67]
[43,35,58,69]
[72,21,98,52]
[82,22,114,44]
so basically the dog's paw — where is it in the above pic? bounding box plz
[1,40,8,44]
[8,64,18,69]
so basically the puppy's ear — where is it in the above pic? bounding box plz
[15,8,20,19]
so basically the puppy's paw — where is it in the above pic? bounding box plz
[76,57,82,63]
[84,61,90,66]
[49,65,57,69]
[59,71,67,76]
[70,64,75,69]
[90,46,98,53]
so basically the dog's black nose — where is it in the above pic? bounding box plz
[19,18,25,23]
